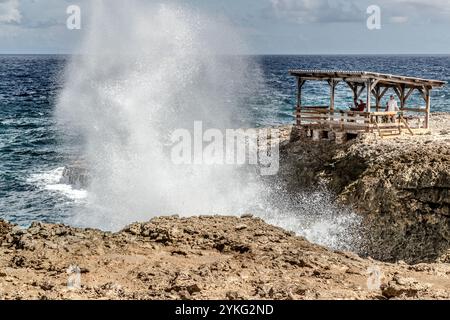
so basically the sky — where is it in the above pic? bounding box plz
[1,0,450,54]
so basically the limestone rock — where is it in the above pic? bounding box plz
[0,216,449,300]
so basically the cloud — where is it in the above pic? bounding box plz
[0,0,21,24]
[393,0,450,11]
[385,0,450,22]
[389,16,408,24]
[264,0,450,25]
[266,0,363,24]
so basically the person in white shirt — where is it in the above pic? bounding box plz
[386,95,400,112]
[385,95,400,123]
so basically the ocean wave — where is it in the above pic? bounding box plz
[27,167,88,201]
[44,183,88,200]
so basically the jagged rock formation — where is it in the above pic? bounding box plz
[0,216,449,300]
[278,113,450,263]
[60,161,89,189]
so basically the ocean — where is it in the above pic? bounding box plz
[1,55,449,227]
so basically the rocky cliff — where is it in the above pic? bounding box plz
[1,216,449,300]
[277,113,450,263]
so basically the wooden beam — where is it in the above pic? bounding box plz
[373,77,437,88]
[417,87,427,101]
[356,85,365,101]
[328,79,339,112]
[404,88,415,102]
[401,107,427,113]
[379,87,389,101]
[425,88,431,129]
[345,81,356,92]
[296,78,304,125]
[400,115,414,136]
[400,85,406,110]
[296,78,304,109]
[366,79,372,112]
[369,79,380,92]
[374,86,381,112]
[290,73,444,88]
[393,87,402,101]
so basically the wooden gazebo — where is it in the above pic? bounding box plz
[290,70,445,140]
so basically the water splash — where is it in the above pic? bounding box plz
[57,1,262,230]
[248,185,364,252]
[56,1,362,252]
[27,167,87,201]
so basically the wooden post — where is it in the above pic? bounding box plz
[404,88,415,106]
[366,79,372,112]
[425,87,431,129]
[400,85,405,111]
[329,79,336,112]
[350,83,365,108]
[375,86,381,112]
[357,85,365,101]
[296,77,303,125]
[350,83,358,105]
[379,87,389,105]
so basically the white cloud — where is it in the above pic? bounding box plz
[266,0,450,25]
[378,0,450,25]
[389,16,409,24]
[268,0,363,24]
[0,0,21,24]
[393,0,450,10]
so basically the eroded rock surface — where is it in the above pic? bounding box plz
[60,161,89,189]
[278,113,450,263]
[0,216,449,300]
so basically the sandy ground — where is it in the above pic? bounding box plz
[0,216,449,300]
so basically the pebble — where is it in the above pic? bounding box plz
[235,224,248,231]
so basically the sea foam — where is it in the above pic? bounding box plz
[28,167,87,201]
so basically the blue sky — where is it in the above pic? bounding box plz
[1,0,450,54]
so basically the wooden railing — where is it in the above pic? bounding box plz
[295,107,419,135]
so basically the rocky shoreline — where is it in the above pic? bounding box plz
[1,113,449,300]
[276,113,450,264]
[1,216,449,300]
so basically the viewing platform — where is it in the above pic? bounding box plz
[290,70,446,142]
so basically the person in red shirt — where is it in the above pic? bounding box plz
[351,99,366,112]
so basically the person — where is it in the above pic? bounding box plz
[385,95,400,123]
[350,99,366,112]
[386,95,399,112]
